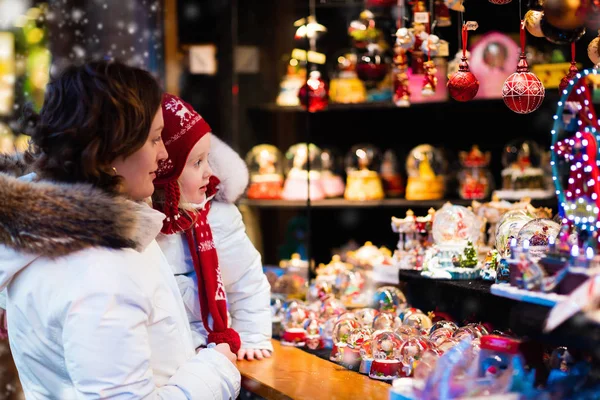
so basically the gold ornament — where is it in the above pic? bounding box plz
[588,33,600,65]
[543,0,587,30]
[525,10,545,37]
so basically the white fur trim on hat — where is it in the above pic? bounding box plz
[209,135,249,203]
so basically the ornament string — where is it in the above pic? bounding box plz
[519,0,522,21]
[462,23,468,58]
[519,18,526,56]
[571,42,576,64]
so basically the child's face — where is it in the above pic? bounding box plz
[179,133,213,204]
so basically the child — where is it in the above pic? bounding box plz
[153,94,273,360]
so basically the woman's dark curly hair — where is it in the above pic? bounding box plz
[27,60,163,193]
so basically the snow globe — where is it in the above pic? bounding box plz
[359,332,375,374]
[458,145,493,200]
[321,316,337,349]
[516,218,561,260]
[371,286,407,315]
[281,303,309,346]
[245,144,284,199]
[398,336,431,377]
[331,318,362,362]
[494,209,536,258]
[328,51,367,104]
[372,312,402,332]
[315,254,353,288]
[319,296,347,321]
[336,269,368,308]
[303,317,324,350]
[282,143,325,200]
[403,312,433,335]
[354,307,379,328]
[394,325,420,342]
[380,149,405,198]
[421,203,484,279]
[344,143,385,201]
[405,144,447,200]
[370,330,405,380]
[342,326,373,370]
[494,139,553,200]
[319,148,345,198]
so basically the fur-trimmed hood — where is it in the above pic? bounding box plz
[209,135,248,203]
[0,135,247,290]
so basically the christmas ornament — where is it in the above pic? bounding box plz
[502,21,545,114]
[393,44,411,107]
[420,34,441,57]
[559,43,579,95]
[525,9,545,37]
[541,15,586,44]
[445,0,465,11]
[356,43,391,83]
[395,27,416,50]
[435,0,452,27]
[588,31,600,65]
[447,25,479,102]
[422,60,438,96]
[489,0,512,4]
[348,10,378,50]
[543,0,588,30]
[298,70,329,112]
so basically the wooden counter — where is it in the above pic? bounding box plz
[237,340,391,400]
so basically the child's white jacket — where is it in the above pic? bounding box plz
[157,136,273,351]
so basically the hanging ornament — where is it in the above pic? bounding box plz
[420,34,441,56]
[422,60,438,96]
[541,14,586,44]
[435,0,452,27]
[588,30,600,66]
[348,10,378,50]
[502,20,545,114]
[445,0,465,12]
[448,24,479,102]
[395,27,416,50]
[298,69,329,112]
[393,63,411,107]
[559,43,579,95]
[356,43,391,83]
[525,10,545,37]
[543,0,588,30]
[489,0,512,4]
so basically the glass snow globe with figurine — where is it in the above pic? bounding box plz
[245,144,284,199]
[421,203,484,279]
[458,145,493,200]
[389,208,436,270]
[405,144,447,200]
[282,143,325,200]
[341,326,373,370]
[319,148,345,198]
[281,303,309,347]
[344,143,385,200]
[369,330,404,380]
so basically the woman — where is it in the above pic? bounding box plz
[0,61,240,398]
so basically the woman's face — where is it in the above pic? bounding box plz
[179,133,213,204]
[112,108,167,201]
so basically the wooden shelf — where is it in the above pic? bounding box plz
[238,197,558,209]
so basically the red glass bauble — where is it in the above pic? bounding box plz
[502,54,545,114]
[558,61,579,94]
[447,58,480,102]
[489,0,512,4]
[298,70,329,112]
[356,55,390,83]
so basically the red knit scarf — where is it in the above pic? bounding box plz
[160,176,241,353]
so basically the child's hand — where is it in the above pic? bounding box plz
[213,343,237,365]
[237,348,272,361]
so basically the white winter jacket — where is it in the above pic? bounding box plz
[157,136,273,351]
[0,169,240,399]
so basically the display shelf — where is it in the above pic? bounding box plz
[397,270,600,354]
[238,197,558,209]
